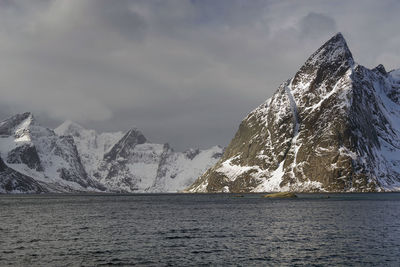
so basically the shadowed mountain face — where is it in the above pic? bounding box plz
[0,156,48,193]
[188,33,400,193]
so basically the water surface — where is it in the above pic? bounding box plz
[1,193,400,266]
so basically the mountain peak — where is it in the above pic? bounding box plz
[372,64,387,75]
[0,112,35,136]
[55,120,85,136]
[103,128,146,161]
[189,33,400,193]
[292,32,354,92]
[328,32,346,44]
[125,128,147,144]
[305,32,353,66]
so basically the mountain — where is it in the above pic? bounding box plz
[188,33,400,193]
[0,114,222,193]
[0,155,48,193]
[0,112,105,192]
[54,120,124,179]
[55,121,223,193]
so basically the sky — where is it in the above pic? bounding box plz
[0,0,400,150]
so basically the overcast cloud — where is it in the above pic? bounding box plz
[1,0,400,150]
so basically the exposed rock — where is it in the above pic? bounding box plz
[263,192,297,198]
[55,122,223,193]
[1,113,223,193]
[7,144,43,171]
[372,64,387,76]
[0,156,48,193]
[0,113,104,193]
[188,33,400,193]
[0,112,33,136]
[103,128,147,162]
[184,148,200,160]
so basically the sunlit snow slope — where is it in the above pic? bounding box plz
[0,113,104,192]
[0,114,222,193]
[55,121,222,193]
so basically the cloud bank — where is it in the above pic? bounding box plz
[1,0,399,150]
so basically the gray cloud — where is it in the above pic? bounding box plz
[0,0,400,150]
[299,12,336,39]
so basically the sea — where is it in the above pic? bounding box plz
[1,193,400,266]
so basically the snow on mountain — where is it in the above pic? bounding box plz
[0,155,48,193]
[0,114,222,193]
[54,120,123,178]
[188,33,400,193]
[151,146,223,192]
[0,113,105,192]
[55,121,223,193]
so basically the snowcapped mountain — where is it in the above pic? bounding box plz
[54,120,124,179]
[0,114,222,193]
[188,33,400,193]
[55,122,223,193]
[0,155,48,193]
[0,112,104,192]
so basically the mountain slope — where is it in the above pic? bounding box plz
[0,113,105,192]
[0,155,48,193]
[1,115,222,193]
[55,122,223,193]
[188,33,400,193]
[54,120,123,179]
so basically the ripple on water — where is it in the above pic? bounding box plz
[1,193,400,266]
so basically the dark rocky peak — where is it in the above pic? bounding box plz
[124,128,147,145]
[372,64,387,76]
[305,32,353,66]
[292,33,354,93]
[352,64,376,81]
[0,112,35,136]
[184,148,200,160]
[103,128,147,161]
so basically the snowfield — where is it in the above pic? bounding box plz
[0,113,222,193]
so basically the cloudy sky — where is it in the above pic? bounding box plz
[1,0,399,150]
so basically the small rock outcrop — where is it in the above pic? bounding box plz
[263,192,297,198]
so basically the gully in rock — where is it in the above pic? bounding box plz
[188,33,400,193]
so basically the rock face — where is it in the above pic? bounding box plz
[188,33,400,193]
[0,114,222,193]
[0,113,105,193]
[55,121,223,193]
[0,155,48,193]
[54,120,124,180]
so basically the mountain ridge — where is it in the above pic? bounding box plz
[0,112,104,192]
[55,120,223,193]
[0,113,222,193]
[187,33,400,193]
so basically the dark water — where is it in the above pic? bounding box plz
[1,193,400,266]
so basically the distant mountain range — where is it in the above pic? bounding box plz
[188,33,400,193]
[0,113,222,193]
